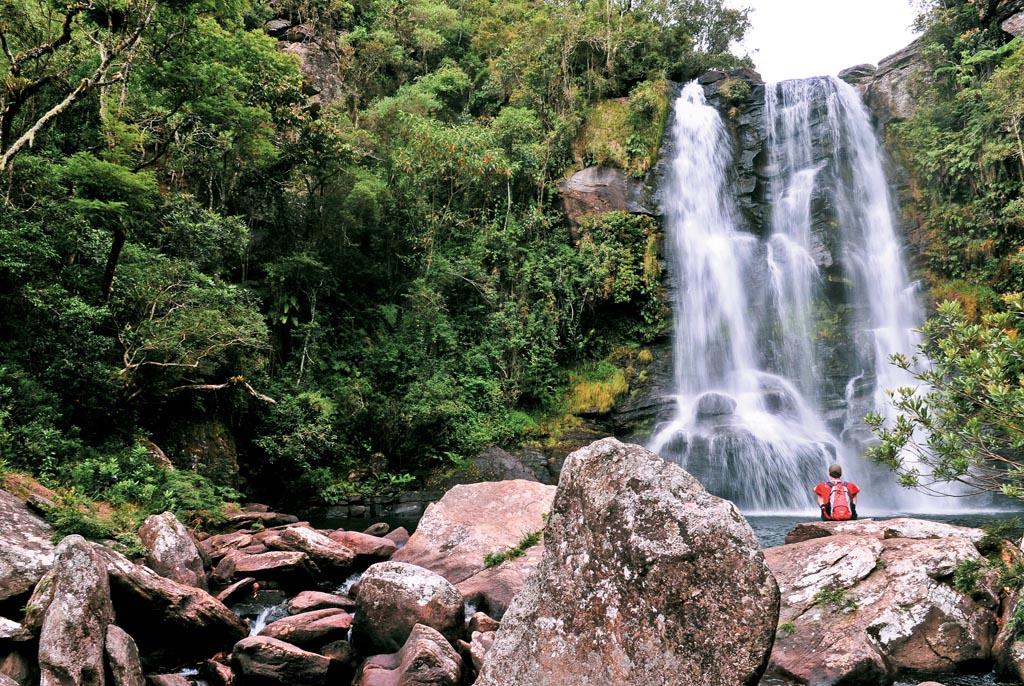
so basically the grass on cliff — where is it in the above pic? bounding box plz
[574,80,671,177]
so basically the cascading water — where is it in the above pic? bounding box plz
[649,76,956,514]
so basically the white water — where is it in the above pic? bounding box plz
[650,77,962,514]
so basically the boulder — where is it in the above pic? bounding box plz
[351,562,465,656]
[231,636,332,686]
[467,612,499,635]
[475,438,780,686]
[383,528,410,548]
[38,535,114,686]
[356,624,462,686]
[257,608,353,651]
[215,550,318,588]
[0,650,33,686]
[258,526,354,576]
[286,590,355,615]
[200,532,255,563]
[93,544,248,670]
[469,446,539,482]
[1005,11,1024,36]
[199,659,234,686]
[784,517,985,545]
[215,576,257,605]
[224,511,300,530]
[138,512,208,590]
[363,523,390,537]
[467,630,494,673]
[0,489,55,601]
[325,531,397,561]
[392,480,555,618]
[0,619,29,642]
[146,676,189,686]
[695,391,737,418]
[765,526,1000,684]
[105,624,145,686]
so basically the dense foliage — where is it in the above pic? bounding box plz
[870,0,1024,500]
[0,0,750,514]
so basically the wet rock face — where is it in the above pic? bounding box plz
[765,521,1000,684]
[475,438,780,686]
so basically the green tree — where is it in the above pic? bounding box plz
[867,297,1024,499]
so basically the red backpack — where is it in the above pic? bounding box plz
[829,481,853,521]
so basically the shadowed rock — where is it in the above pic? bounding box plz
[356,624,462,686]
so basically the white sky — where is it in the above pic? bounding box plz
[731,0,922,82]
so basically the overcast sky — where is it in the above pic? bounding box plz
[731,0,922,82]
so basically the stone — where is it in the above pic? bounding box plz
[467,611,499,635]
[105,625,145,686]
[0,619,29,642]
[695,391,738,418]
[38,535,114,686]
[0,489,55,602]
[783,517,985,545]
[838,63,877,84]
[325,530,397,561]
[258,526,354,576]
[265,18,292,36]
[351,561,465,656]
[468,630,494,673]
[383,528,410,548]
[362,523,390,537]
[764,528,1000,684]
[215,576,257,605]
[392,480,555,618]
[223,511,299,530]
[215,550,318,588]
[286,590,355,615]
[864,40,926,125]
[475,438,779,686]
[199,660,234,686]
[557,166,655,230]
[138,511,208,590]
[0,650,32,686]
[469,446,539,482]
[356,624,462,686]
[1002,11,1024,35]
[146,676,189,686]
[232,636,332,686]
[258,608,353,651]
[94,544,248,670]
[199,531,254,563]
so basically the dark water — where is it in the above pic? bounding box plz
[746,512,1023,549]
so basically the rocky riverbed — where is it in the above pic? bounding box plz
[2,438,1024,686]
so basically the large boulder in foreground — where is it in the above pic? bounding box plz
[475,438,780,686]
[765,520,1000,685]
[392,479,555,618]
[232,636,332,686]
[0,490,55,601]
[38,536,114,686]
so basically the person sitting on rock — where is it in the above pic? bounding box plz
[814,463,858,521]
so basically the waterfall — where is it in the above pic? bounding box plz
[649,76,958,514]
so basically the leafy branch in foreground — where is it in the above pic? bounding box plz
[866,296,1024,500]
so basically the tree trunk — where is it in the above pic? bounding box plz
[101,226,126,303]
